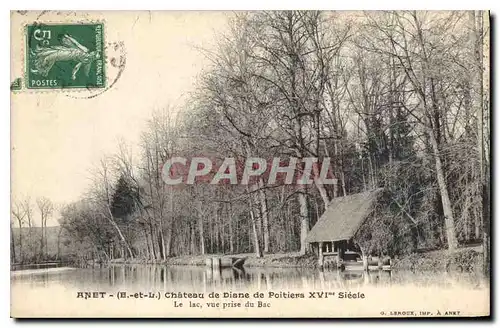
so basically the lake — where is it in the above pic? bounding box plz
[10,264,490,317]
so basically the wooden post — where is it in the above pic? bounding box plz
[220,257,232,268]
[318,242,324,267]
[336,245,341,268]
[319,270,325,288]
[205,266,213,281]
[363,271,370,285]
[212,257,221,269]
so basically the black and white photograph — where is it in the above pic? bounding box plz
[9,9,491,318]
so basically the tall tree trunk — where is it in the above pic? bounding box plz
[56,226,62,261]
[164,225,172,258]
[101,161,134,259]
[219,213,225,253]
[27,217,32,261]
[43,220,47,259]
[257,179,270,253]
[198,216,205,255]
[209,214,214,253]
[149,223,157,260]
[475,212,481,239]
[157,228,166,261]
[249,207,262,258]
[297,184,310,255]
[312,162,331,211]
[190,223,196,255]
[471,10,490,274]
[106,213,134,259]
[16,220,23,263]
[39,219,45,261]
[228,203,234,254]
[10,223,16,264]
[105,217,133,260]
[214,210,220,253]
[427,128,458,250]
[143,227,151,260]
[165,187,173,257]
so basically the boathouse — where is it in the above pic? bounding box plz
[306,188,384,269]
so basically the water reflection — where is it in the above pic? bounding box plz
[11,264,487,293]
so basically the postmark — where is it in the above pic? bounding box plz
[25,23,105,89]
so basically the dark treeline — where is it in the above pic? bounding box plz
[12,11,489,268]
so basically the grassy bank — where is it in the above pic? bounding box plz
[392,246,484,272]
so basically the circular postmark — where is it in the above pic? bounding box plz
[65,40,127,99]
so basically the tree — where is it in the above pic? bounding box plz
[361,11,462,250]
[469,10,490,273]
[11,200,26,263]
[54,11,490,267]
[36,197,54,260]
[90,158,134,259]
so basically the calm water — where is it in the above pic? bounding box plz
[11,265,490,317]
[11,264,487,292]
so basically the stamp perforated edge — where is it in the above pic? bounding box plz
[12,16,112,94]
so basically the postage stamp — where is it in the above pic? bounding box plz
[25,23,105,89]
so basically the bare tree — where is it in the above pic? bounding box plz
[55,11,490,268]
[11,200,26,263]
[90,158,134,259]
[361,11,461,250]
[21,196,36,259]
[36,197,54,260]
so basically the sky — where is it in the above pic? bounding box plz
[11,11,229,226]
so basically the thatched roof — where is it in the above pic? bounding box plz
[305,188,384,243]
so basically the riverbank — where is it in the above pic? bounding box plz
[108,246,484,272]
[165,252,318,268]
[108,252,319,268]
[11,267,76,276]
[392,246,484,272]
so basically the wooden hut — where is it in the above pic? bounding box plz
[306,188,384,270]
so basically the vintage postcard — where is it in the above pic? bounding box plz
[10,10,491,318]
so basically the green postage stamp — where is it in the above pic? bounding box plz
[25,23,105,89]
